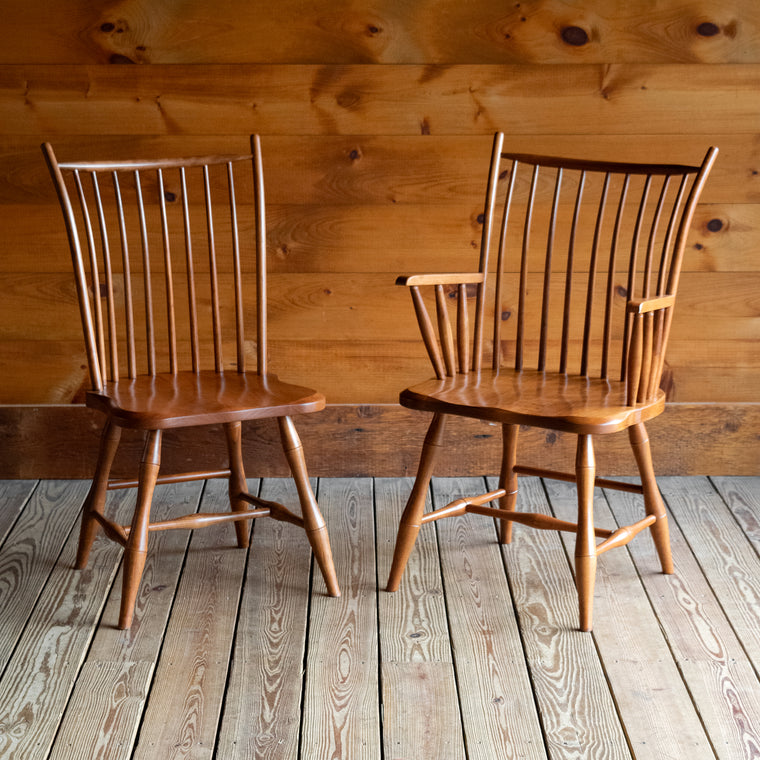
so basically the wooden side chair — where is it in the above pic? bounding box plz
[43,136,340,629]
[387,133,717,631]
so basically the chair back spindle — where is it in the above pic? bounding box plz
[405,134,717,407]
[42,137,269,391]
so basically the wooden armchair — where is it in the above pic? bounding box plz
[43,136,340,629]
[387,133,717,631]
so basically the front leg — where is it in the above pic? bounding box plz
[278,416,340,598]
[387,413,447,591]
[119,429,162,630]
[575,434,597,632]
[76,420,122,569]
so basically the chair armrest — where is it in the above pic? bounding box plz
[626,294,675,314]
[625,295,675,405]
[396,272,485,287]
[397,273,484,378]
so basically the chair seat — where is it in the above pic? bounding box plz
[400,369,665,435]
[86,371,325,430]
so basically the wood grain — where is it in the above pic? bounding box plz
[545,478,714,759]
[130,478,249,759]
[302,478,380,759]
[0,271,755,344]
[606,476,760,760]
[48,661,153,760]
[0,475,759,756]
[3,64,760,135]
[0,0,758,442]
[3,2,759,64]
[485,476,630,758]
[0,402,758,479]
[0,479,36,546]
[2,336,758,406]
[3,265,755,407]
[77,482,206,659]
[432,476,546,759]
[216,478,312,760]
[2,134,753,204]
[376,477,464,759]
[712,476,760,551]
[4,200,758,275]
[0,481,133,759]
[658,476,760,666]
[0,480,90,667]
[47,482,205,759]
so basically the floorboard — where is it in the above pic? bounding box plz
[376,477,464,760]
[132,479,249,760]
[302,478,380,760]
[605,478,760,760]
[547,478,714,760]
[0,476,758,759]
[487,476,631,760]
[216,478,310,760]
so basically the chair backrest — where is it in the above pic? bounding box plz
[467,133,717,396]
[43,136,268,392]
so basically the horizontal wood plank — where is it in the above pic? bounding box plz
[0,271,755,343]
[0,134,748,205]
[0,402,757,479]
[3,3,759,64]
[3,64,760,135]
[2,335,758,406]
[3,200,756,275]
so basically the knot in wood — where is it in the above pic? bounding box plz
[561,26,589,46]
[337,90,361,109]
[696,22,720,37]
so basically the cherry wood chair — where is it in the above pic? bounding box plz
[43,136,340,629]
[387,133,717,631]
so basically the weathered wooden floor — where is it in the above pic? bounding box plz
[0,475,759,759]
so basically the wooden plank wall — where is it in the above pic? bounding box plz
[0,0,758,475]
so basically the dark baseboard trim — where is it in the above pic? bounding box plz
[0,402,757,479]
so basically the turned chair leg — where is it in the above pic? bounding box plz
[76,420,122,570]
[497,423,519,544]
[119,429,162,630]
[575,434,598,632]
[225,421,251,549]
[277,416,341,598]
[629,422,674,574]
[387,413,447,592]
